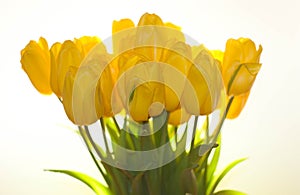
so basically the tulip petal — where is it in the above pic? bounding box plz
[57,41,83,95]
[168,108,191,126]
[21,37,52,94]
[74,36,101,57]
[226,91,250,119]
[228,63,262,96]
[50,42,62,97]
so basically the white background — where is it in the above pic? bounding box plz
[1,0,299,194]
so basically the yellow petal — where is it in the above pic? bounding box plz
[50,42,62,97]
[226,91,250,119]
[129,84,153,122]
[228,63,262,95]
[138,13,164,26]
[210,50,224,72]
[21,37,52,94]
[57,40,83,96]
[183,64,208,115]
[63,65,102,125]
[164,22,181,30]
[161,41,192,111]
[98,61,122,117]
[112,19,136,54]
[62,66,77,123]
[112,19,135,34]
[74,36,101,57]
[148,82,165,117]
[168,108,191,126]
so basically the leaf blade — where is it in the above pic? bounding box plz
[46,169,111,195]
[208,158,247,194]
[213,190,247,195]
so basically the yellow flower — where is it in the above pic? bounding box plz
[222,38,262,96]
[220,38,262,119]
[62,66,101,125]
[50,36,101,98]
[183,46,222,115]
[97,55,123,117]
[116,51,165,122]
[56,40,83,97]
[21,37,52,94]
[161,41,192,112]
[61,39,120,125]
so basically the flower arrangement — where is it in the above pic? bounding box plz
[21,13,262,195]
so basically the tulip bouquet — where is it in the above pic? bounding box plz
[21,13,262,195]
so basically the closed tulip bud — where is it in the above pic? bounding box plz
[183,46,222,115]
[21,37,52,94]
[161,41,192,112]
[220,38,262,119]
[57,40,83,97]
[223,38,262,96]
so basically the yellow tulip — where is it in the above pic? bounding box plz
[183,46,222,115]
[117,51,165,122]
[222,38,262,96]
[57,40,83,97]
[62,66,101,125]
[219,38,262,119]
[161,41,192,112]
[97,56,123,117]
[21,37,52,94]
[50,36,101,98]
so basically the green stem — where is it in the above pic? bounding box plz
[112,116,121,133]
[211,96,234,144]
[78,126,110,186]
[99,118,111,156]
[84,126,105,160]
[190,115,199,151]
[203,116,209,194]
[205,116,209,144]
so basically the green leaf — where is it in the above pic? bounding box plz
[213,190,247,195]
[207,135,221,185]
[208,158,247,194]
[46,169,111,195]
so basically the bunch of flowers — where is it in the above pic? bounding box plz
[21,13,262,195]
